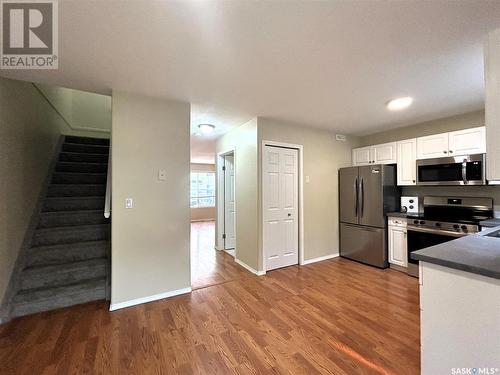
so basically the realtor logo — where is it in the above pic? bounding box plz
[1,0,58,69]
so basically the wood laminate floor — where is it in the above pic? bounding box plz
[0,221,420,374]
[191,221,249,290]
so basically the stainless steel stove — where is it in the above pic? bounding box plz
[406,196,493,277]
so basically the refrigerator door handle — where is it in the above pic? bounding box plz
[360,178,364,218]
[354,177,358,216]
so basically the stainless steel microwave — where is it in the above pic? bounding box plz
[416,154,486,186]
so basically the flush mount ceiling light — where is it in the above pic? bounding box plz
[198,123,216,135]
[386,97,413,111]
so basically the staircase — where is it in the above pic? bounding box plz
[10,135,111,318]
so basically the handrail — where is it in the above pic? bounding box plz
[104,145,111,218]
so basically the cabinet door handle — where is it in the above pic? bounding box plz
[443,150,448,154]
[449,150,453,153]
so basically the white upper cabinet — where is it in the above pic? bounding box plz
[416,132,449,160]
[448,127,486,156]
[352,142,396,166]
[372,142,397,164]
[397,138,416,185]
[416,127,486,160]
[485,28,500,182]
[352,147,371,166]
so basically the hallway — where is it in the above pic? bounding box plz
[191,221,250,290]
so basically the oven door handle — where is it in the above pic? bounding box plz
[462,159,468,185]
[407,226,469,238]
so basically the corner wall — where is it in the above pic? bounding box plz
[258,118,357,266]
[216,118,259,271]
[111,91,191,307]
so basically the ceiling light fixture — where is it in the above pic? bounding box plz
[198,123,216,135]
[386,97,413,111]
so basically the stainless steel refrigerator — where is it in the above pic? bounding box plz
[339,165,400,268]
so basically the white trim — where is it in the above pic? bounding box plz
[301,253,339,265]
[109,287,192,311]
[216,147,236,252]
[214,245,224,251]
[224,248,235,257]
[235,258,266,276]
[261,140,305,270]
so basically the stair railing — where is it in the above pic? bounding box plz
[104,145,111,218]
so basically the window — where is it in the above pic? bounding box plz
[190,171,215,208]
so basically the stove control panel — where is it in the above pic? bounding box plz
[408,220,478,235]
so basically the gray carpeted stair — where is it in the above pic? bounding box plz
[59,152,108,163]
[25,241,109,267]
[11,278,106,318]
[47,184,106,197]
[10,135,111,319]
[38,210,107,228]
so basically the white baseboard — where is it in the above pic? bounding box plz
[235,258,266,276]
[224,249,235,257]
[301,253,339,265]
[214,245,224,251]
[109,287,192,311]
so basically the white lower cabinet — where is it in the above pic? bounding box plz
[420,262,500,374]
[388,217,407,267]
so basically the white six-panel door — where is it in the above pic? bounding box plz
[224,155,236,249]
[263,146,299,271]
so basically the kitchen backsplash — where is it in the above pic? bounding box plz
[402,185,500,218]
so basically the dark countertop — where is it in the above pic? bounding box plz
[480,218,500,228]
[386,212,424,219]
[411,226,500,280]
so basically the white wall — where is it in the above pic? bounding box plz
[258,118,357,265]
[111,91,191,307]
[37,84,111,134]
[215,117,357,272]
[216,119,259,270]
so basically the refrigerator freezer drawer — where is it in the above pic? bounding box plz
[340,223,388,268]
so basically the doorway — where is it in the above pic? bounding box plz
[262,142,303,271]
[216,149,236,256]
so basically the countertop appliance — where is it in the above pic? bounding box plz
[401,196,420,214]
[339,165,400,268]
[416,153,486,186]
[406,196,493,277]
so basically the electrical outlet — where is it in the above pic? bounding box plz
[125,198,133,209]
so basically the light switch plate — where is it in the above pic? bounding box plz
[125,198,133,209]
[158,170,167,181]
[305,175,310,183]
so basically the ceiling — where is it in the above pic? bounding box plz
[2,1,500,163]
